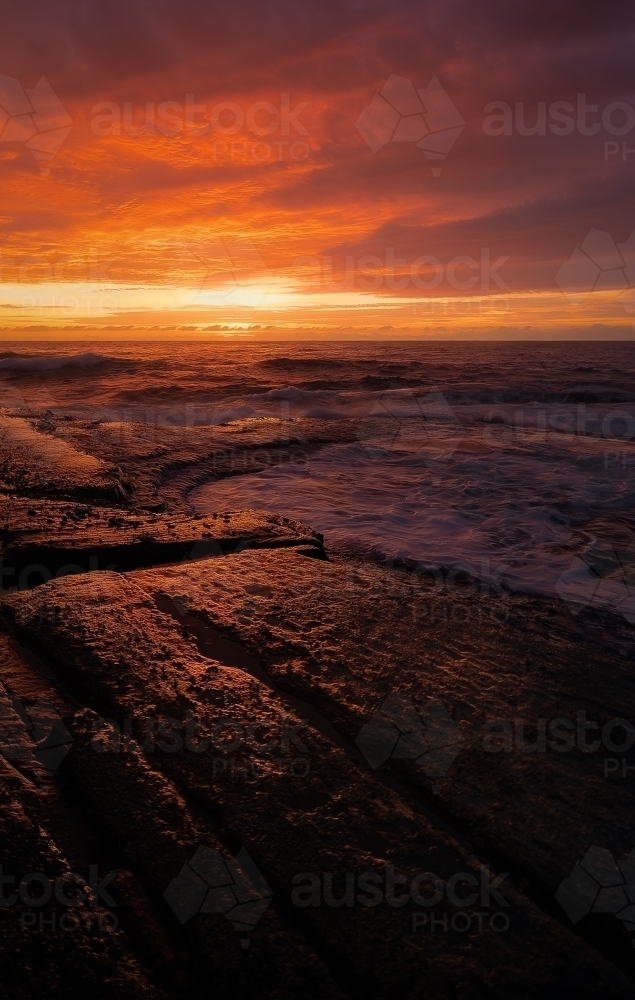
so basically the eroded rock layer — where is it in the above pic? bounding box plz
[0,404,633,997]
[0,571,633,999]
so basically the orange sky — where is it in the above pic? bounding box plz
[1,0,634,338]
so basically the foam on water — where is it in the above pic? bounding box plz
[190,418,635,603]
[1,340,634,616]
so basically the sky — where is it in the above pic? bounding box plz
[0,0,634,338]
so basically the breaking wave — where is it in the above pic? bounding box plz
[0,352,109,371]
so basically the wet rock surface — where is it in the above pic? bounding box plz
[0,410,634,997]
[10,409,357,511]
[0,571,633,998]
[0,413,127,502]
[0,639,165,999]
[0,493,323,583]
[130,549,635,899]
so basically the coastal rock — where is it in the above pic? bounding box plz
[0,749,164,999]
[1,569,633,998]
[9,411,357,510]
[129,549,635,909]
[0,494,323,586]
[0,413,126,502]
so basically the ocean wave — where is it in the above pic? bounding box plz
[562,387,635,404]
[0,352,109,371]
[211,405,256,424]
[439,387,635,406]
[260,385,322,401]
[258,357,335,371]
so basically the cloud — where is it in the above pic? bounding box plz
[0,0,634,330]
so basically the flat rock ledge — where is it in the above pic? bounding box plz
[0,567,633,999]
[0,409,633,998]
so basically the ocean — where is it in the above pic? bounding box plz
[1,339,634,618]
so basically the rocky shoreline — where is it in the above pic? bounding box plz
[1,407,634,999]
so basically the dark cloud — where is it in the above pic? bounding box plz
[0,0,633,307]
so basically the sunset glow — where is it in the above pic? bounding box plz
[1,2,634,337]
[3,8,635,995]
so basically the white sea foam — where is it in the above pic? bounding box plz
[261,385,317,401]
[1,340,633,623]
[190,424,631,604]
